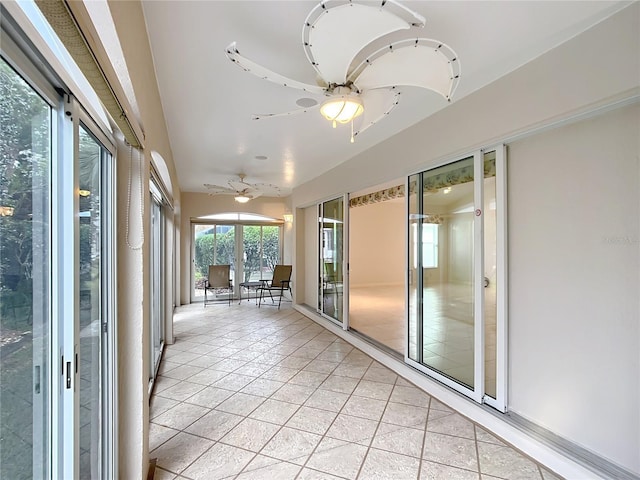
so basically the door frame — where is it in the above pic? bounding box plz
[405,145,508,412]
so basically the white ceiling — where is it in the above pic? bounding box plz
[140,0,627,197]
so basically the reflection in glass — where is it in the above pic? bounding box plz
[410,156,476,389]
[78,125,102,478]
[150,194,164,378]
[0,58,51,479]
[408,176,419,361]
[320,198,344,322]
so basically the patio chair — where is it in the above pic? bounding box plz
[258,265,292,309]
[204,265,233,306]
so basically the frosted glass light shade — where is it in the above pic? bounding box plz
[320,96,364,124]
[234,194,251,203]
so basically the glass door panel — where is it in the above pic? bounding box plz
[319,197,344,323]
[242,225,280,282]
[408,149,507,410]
[193,224,236,301]
[150,192,164,379]
[0,57,51,479]
[78,124,106,478]
[422,156,475,389]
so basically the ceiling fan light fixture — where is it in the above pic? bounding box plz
[320,95,364,127]
[234,194,251,203]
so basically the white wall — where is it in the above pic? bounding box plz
[508,104,639,472]
[349,200,404,287]
[292,5,639,474]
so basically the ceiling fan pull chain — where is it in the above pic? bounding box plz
[350,119,355,143]
[332,119,337,129]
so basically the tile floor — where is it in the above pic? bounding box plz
[150,303,562,480]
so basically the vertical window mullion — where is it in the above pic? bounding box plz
[473,150,485,403]
[53,93,80,480]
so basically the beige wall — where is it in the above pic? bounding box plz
[507,103,639,471]
[349,200,404,287]
[293,5,639,474]
[79,2,183,477]
[179,192,289,305]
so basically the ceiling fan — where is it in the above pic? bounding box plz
[226,0,460,142]
[204,174,282,203]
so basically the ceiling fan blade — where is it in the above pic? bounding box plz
[350,38,461,101]
[203,183,235,194]
[226,42,326,95]
[228,180,250,191]
[303,1,424,85]
[353,87,400,138]
[251,104,320,120]
[251,183,282,196]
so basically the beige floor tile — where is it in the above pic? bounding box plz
[341,395,387,421]
[420,460,480,480]
[183,386,234,409]
[240,377,285,397]
[160,364,204,381]
[248,398,300,425]
[150,395,180,419]
[236,459,301,479]
[150,432,214,474]
[151,467,176,480]
[260,365,299,382]
[305,437,368,480]
[285,406,337,435]
[319,374,360,394]
[422,431,479,472]
[303,359,340,374]
[182,442,254,480]
[333,363,369,379]
[353,380,394,401]
[270,383,316,404]
[260,427,322,465]
[427,412,476,440]
[149,423,180,452]
[151,304,555,480]
[359,448,421,480]
[184,410,243,441]
[477,442,543,480]
[326,413,378,446]
[389,385,431,407]
[297,467,346,479]
[184,368,229,386]
[220,417,280,452]
[152,402,210,431]
[304,388,350,412]
[288,370,329,388]
[371,422,424,458]
[210,372,256,391]
[382,401,429,429]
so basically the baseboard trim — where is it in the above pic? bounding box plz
[294,304,637,480]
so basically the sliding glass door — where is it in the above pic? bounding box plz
[1,35,116,478]
[318,196,347,326]
[407,147,507,409]
[192,222,283,301]
[0,54,52,480]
